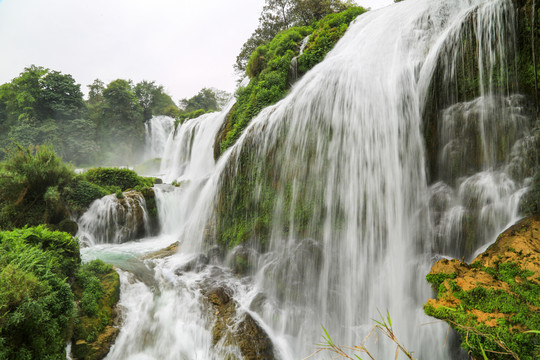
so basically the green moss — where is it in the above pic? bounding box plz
[426,272,457,289]
[425,260,540,359]
[215,7,366,157]
[71,260,120,360]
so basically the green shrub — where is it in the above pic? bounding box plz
[175,109,215,127]
[84,167,153,191]
[0,226,77,359]
[63,177,109,213]
[71,260,120,359]
[0,144,75,229]
[298,7,365,73]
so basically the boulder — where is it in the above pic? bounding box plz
[201,284,275,360]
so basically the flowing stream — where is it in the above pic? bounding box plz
[78,0,535,358]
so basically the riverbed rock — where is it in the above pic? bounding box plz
[202,285,275,360]
[424,215,540,359]
[142,241,179,260]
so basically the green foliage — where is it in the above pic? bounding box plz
[235,0,358,73]
[179,88,219,113]
[0,144,75,229]
[172,88,230,126]
[63,177,109,213]
[425,272,457,289]
[425,262,540,359]
[0,226,78,359]
[75,261,113,317]
[297,7,366,73]
[0,66,89,164]
[134,80,176,121]
[218,7,365,156]
[175,109,215,127]
[84,167,154,192]
[71,260,120,360]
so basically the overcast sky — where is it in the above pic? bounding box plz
[0,0,393,102]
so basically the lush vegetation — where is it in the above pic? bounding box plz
[235,0,358,73]
[165,87,231,127]
[424,216,540,359]
[84,167,154,192]
[216,6,366,156]
[0,144,156,230]
[0,144,75,230]
[0,227,78,359]
[71,260,120,360]
[0,67,177,166]
[0,226,120,360]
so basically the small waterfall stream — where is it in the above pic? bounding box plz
[76,0,536,358]
[144,115,176,161]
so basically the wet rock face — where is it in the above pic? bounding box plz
[202,284,275,360]
[77,191,153,245]
[425,216,540,359]
[228,246,259,275]
[174,254,209,275]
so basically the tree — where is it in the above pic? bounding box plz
[179,88,219,112]
[99,79,144,163]
[235,0,357,73]
[134,80,176,121]
[87,79,105,105]
[38,70,85,120]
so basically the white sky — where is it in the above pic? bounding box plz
[0,0,393,102]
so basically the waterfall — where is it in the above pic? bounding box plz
[199,0,527,357]
[160,108,232,183]
[144,115,176,161]
[77,191,151,246]
[76,0,536,358]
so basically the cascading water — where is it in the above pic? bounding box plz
[76,0,537,358]
[144,115,176,161]
[77,191,151,247]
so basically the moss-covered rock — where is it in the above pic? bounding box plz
[142,241,179,260]
[71,260,121,360]
[203,285,275,360]
[425,216,540,359]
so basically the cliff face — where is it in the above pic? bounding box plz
[425,216,540,359]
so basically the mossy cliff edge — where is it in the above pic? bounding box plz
[425,216,540,359]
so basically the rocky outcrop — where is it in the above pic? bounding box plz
[425,216,540,359]
[202,286,275,360]
[77,190,154,245]
[141,241,275,359]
